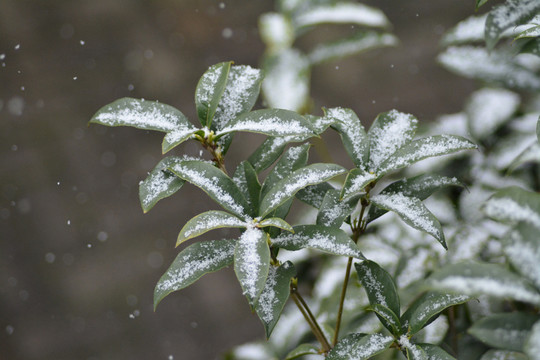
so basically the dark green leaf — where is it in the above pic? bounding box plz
[377,135,477,176]
[233,161,261,217]
[168,160,249,219]
[417,344,456,360]
[483,186,540,228]
[355,260,400,316]
[480,350,528,360]
[195,62,231,127]
[248,136,289,173]
[260,163,346,217]
[176,210,246,246]
[401,340,428,360]
[368,110,418,171]
[296,183,333,208]
[327,333,394,359]
[139,157,185,213]
[520,37,540,56]
[368,303,401,336]
[234,228,270,307]
[258,217,294,232]
[370,192,447,249]
[272,225,364,258]
[284,343,320,359]
[154,239,235,309]
[317,189,359,228]
[469,313,540,352]
[162,127,198,153]
[255,261,296,337]
[340,168,377,200]
[485,0,540,50]
[326,107,369,168]
[426,262,540,305]
[401,292,470,335]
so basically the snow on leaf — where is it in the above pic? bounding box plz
[481,350,529,360]
[248,136,291,173]
[317,188,358,228]
[139,157,185,213]
[483,186,540,228]
[154,239,235,309]
[195,62,231,127]
[419,344,456,360]
[466,88,520,140]
[441,14,487,46]
[327,333,394,360]
[272,225,364,259]
[368,110,418,171]
[296,182,334,208]
[525,320,540,360]
[355,260,400,316]
[260,163,346,217]
[398,335,426,360]
[368,303,401,336]
[259,12,294,50]
[162,126,198,153]
[377,135,477,176]
[294,3,390,29]
[503,222,540,289]
[341,168,377,200]
[234,227,270,306]
[427,262,540,305]
[326,107,368,168]
[176,210,247,246]
[258,217,294,232]
[371,192,446,249]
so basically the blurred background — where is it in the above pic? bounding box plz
[1,1,478,359]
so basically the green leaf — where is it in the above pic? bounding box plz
[476,0,491,9]
[139,157,185,213]
[368,303,401,336]
[370,192,447,249]
[308,31,398,65]
[426,262,540,305]
[519,37,540,56]
[258,217,294,232]
[168,160,249,219]
[272,225,364,259]
[195,62,231,127]
[260,163,346,217]
[255,261,296,337]
[162,127,198,153]
[503,222,540,289]
[401,292,470,335]
[366,174,463,223]
[284,343,320,359]
[261,144,310,199]
[417,344,456,360]
[537,116,540,144]
[217,109,315,138]
[483,186,540,229]
[355,260,400,316]
[294,3,390,29]
[368,110,418,171]
[296,182,334,208]
[340,168,377,200]
[327,333,394,359]
[248,136,290,173]
[154,239,235,309]
[233,161,261,217]
[515,24,540,40]
[326,107,369,168]
[176,210,247,246]
[317,189,359,228]
[469,313,540,352]
[234,228,270,307]
[400,338,428,360]
[377,135,477,176]
[485,0,540,50]
[480,350,528,360]
[525,320,540,360]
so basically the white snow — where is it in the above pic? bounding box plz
[295,3,389,28]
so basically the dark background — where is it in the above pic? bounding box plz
[1,1,478,359]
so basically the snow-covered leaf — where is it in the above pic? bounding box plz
[341,168,377,200]
[272,225,364,258]
[168,160,249,219]
[255,261,296,337]
[154,239,235,309]
[378,135,477,176]
[296,182,334,208]
[371,192,446,249]
[308,31,398,65]
[480,350,528,360]
[483,186,540,228]
[469,312,540,352]
[259,12,294,51]
[195,62,231,127]
[538,116,540,144]
[368,303,401,336]
[248,136,292,173]
[284,343,320,359]
[294,3,390,29]
[401,292,471,335]
[258,217,294,232]
[367,174,463,224]
[260,163,346,217]
[162,127,198,153]
[466,88,520,140]
[317,189,359,228]
[508,141,540,173]
[503,222,540,289]
[234,228,270,307]
[233,161,261,217]
[176,210,246,246]
[368,110,418,171]
[326,333,394,360]
[426,262,540,305]
[485,0,540,49]
[399,337,427,360]
[418,344,456,360]
[438,46,540,91]
[516,24,540,40]
[355,260,400,317]
[441,15,487,46]
[326,107,369,168]
[217,109,314,138]
[525,320,540,360]
[139,157,185,213]
[262,49,310,112]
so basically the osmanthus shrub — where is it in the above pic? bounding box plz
[90,60,477,359]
